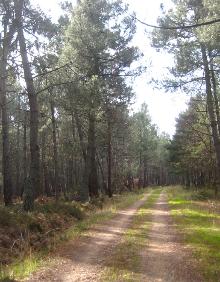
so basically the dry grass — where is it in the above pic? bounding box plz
[0,189,147,281]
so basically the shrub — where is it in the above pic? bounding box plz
[191,189,214,200]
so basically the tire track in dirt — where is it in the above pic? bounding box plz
[140,191,204,282]
[24,193,150,282]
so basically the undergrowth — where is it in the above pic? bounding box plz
[167,186,220,281]
[0,189,147,281]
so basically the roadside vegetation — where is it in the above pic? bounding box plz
[0,189,147,281]
[0,0,220,280]
[0,2,171,279]
[102,188,162,282]
[167,186,220,281]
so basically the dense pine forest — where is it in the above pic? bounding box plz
[0,0,220,281]
[0,0,173,209]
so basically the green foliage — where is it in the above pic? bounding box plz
[190,190,215,201]
[151,0,220,188]
[0,200,84,271]
[35,201,84,220]
[129,103,170,183]
[167,95,215,185]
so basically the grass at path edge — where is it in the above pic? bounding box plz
[0,189,148,281]
[167,186,220,282]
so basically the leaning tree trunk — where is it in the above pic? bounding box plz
[201,45,220,194]
[210,62,220,136]
[15,0,40,210]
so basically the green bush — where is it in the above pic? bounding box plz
[34,202,84,220]
[191,189,214,200]
[60,203,84,220]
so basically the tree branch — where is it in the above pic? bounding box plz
[135,17,220,30]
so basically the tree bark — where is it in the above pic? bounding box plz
[201,45,220,193]
[50,99,59,200]
[73,108,86,162]
[87,112,99,197]
[143,159,148,187]
[138,151,143,188]
[15,109,21,196]
[107,119,113,197]
[210,62,220,136]
[80,159,89,202]
[0,12,15,205]
[96,152,107,194]
[15,0,40,210]
[21,111,28,197]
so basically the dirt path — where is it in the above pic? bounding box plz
[140,192,203,282]
[25,193,150,282]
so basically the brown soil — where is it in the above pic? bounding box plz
[23,191,204,282]
[24,194,149,282]
[140,192,204,282]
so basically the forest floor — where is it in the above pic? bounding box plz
[19,187,206,282]
[24,192,151,282]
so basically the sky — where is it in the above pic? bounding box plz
[34,0,189,137]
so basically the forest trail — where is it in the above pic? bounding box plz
[25,193,150,282]
[24,191,203,282]
[140,192,203,282]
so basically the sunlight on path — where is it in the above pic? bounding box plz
[140,192,203,282]
[26,194,150,282]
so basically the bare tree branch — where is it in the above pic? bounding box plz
[134,17,220,30]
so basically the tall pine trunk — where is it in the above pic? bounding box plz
[0,14,15,205]
[87,112,99,197]
[15,112,21,196]
[50,99,59,200]
[21,111,28,197]
[210,62,220,136]
[73,107,86,162]
[201,45,220,194]
[143,159,148,188]
[15,0,40,210]
[107,119,113,197]
[0,63,13,205]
